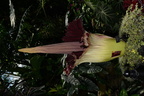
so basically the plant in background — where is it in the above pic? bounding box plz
[67,0,124,36]
[1,0,67,95]
[119,5,144,68]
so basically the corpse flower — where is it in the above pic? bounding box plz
[19,19,125,75]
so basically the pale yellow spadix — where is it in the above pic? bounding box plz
[74,33,125,66]
[18,42,84,54]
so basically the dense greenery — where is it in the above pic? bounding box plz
[0,0,144,96]
[0,0,67,95]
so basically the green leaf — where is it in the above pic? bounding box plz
[67,85,77,96]
[78,75,99,91]
[30,55,44,70]
[119,89,128,96]
[84,1,96,11]
[131,94,140,96]
[74,63,103,74]
[49,88,57,93]
[66,74,80,86]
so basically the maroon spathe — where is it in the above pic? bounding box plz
[62,19,87,75]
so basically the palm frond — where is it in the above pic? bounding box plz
[16,6,31,41]
[9,0,16,28]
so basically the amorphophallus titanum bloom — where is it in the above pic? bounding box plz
[19,19,125,75]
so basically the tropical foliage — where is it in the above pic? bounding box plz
[0,0,144,96]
